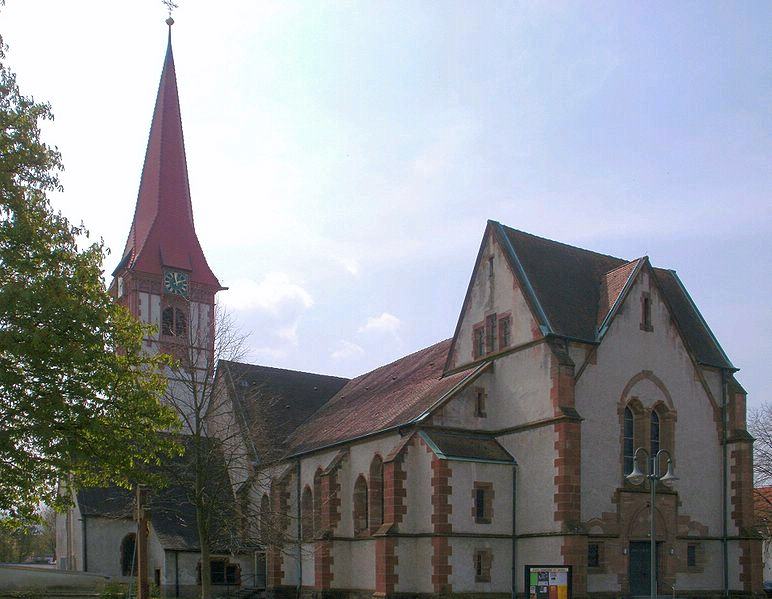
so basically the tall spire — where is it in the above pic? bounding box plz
[118,21,221,289]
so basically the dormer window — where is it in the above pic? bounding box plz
[641,292,653,332]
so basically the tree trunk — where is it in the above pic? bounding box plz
[199,535,212,599]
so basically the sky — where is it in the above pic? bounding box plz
[3,1,771,405]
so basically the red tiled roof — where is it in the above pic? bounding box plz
[287,339,477,455]
[118,34,220,288]
[597,259,642,327]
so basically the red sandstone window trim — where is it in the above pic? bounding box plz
[472,482,493,524]
[474,548,492,582]
[473,324,485,359]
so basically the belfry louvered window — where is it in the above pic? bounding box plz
[162,306,187,337]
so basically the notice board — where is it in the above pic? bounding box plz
[524,565,572,599]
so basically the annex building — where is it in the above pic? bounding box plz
[56,24,762,599]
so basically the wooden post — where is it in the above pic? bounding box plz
[136,486,150,599]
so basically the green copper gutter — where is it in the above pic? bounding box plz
[417,430,516,465]
[493,221,554,336]
[668,269,734,369]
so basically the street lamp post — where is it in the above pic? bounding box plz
[626,447,678,599]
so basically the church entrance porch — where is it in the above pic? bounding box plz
[628,541,660,597]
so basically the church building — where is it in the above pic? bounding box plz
[57,22,762,599]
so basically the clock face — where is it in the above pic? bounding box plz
[163,270,190,296]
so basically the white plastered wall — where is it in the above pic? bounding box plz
[577,269,731,590]
[498,426,558,536]
[450,229,540,371]
[449,537,511,593]
[449,461,513,534]
[83,517,142,578]
[432,343,554,431]
[291,433,403,591]
[395,537,433,594]
[403,438,434,534]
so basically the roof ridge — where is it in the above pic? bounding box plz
[219,359,349,381]
[346,338,452,384]
[601,257,645,277]
[498,222,628,264]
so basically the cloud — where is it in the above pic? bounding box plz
[222,273,313,315]
[338,255,360,276]
[331,340,365,361]
[358,312,402,336]
[277,320,300,345]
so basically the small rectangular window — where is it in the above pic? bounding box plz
[226,564,239,585]
[687,544,697,568]
[498,316,511,349]
[641,292,653,331]
[485,314,497,353]
[475,488,486,521]
[588,543,600,568]
[474,549,492,582]
[210,560,226,585]
[473,483,492,524]
[474,326,485,358]
[474,387,486,417]
[488,256,494,278]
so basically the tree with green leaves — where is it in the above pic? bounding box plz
[0,28,179,525]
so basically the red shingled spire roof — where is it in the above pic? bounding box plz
[118,28,221,289]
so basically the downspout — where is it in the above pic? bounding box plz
[511,463,518,599]
[81,516,87,572]
[722,369,729,598]
[174,550,179,598]
[296,459,302,598]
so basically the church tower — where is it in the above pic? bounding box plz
[110,20,223,371]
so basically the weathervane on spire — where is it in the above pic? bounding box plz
[162,0,178,26]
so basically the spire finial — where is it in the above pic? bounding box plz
[162,0,178,26]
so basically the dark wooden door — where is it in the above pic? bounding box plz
[629,541,659,596]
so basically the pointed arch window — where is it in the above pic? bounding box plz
[650,410,660,457]
[353,475,369,535]
[301,486,313,541]
[623,406,635,476]
[369,455,384,531]
[313,468,322,534]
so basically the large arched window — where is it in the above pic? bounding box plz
[301,486,313,541]
[650,410,660,457]
[369,455,384,531]
[120,533,137,576]
[353,475,369,535]
[623,406,635,475]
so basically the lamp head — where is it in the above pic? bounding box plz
[660,460,679,488]
[626,462,646,486]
